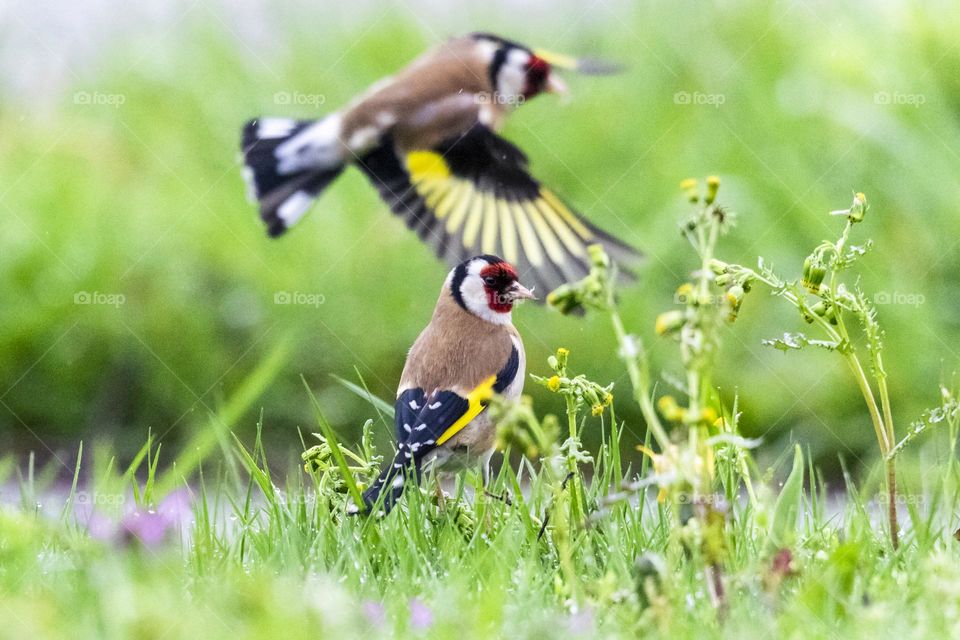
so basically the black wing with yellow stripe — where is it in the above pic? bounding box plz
[358,347,519,515]
[356,124,640,296]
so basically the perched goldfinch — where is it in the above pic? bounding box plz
[241,32,639,296]
[352,254,532,515]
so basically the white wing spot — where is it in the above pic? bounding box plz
[428,401,442,410]
[408,400,420,410]
[391,476,404,488]
[415,424,427,431]
[403,423,412,433]
[276,191,315,227]
[257,117,297,139]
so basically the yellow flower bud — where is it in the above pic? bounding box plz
[547,375,561,392]
[848,192,867,223]
[557,348,570,358]
[604,392,614,406]
[705,175,720,205]
[701,407,718,424]
[655,310,685,336]
[680,178,699,203]
[592,404,604,417]
[675,283,695,305]
[657,395,685,422]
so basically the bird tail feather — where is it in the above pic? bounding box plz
[351,449,418,516]
[241,115,346,237]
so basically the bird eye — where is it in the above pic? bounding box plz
[483,276,497,286]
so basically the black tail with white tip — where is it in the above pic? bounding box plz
[241,115,346,237]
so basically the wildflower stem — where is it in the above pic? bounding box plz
[607,307,670,449]
[745,254,900,547]
[564,393,586,524]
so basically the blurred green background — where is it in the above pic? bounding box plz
[2,0,958,477]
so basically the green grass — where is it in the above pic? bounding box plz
[3,396,960,639]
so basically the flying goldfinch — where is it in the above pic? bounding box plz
[351,255,531,515]
[241,33,639,296]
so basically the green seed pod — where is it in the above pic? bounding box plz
[714,273,733,287]
[708,258,729,275]
[848,192,867,223]
[801,256,826,293]
[545,283,584,315]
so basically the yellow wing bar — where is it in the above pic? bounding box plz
[436,376,497,446]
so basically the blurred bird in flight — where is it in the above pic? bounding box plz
[241,32,639,296]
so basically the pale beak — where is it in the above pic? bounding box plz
[546,73,569,97]
[508,281,537,301]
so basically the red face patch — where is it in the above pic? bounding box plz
[523,56,551,98]
[480,262,519,313]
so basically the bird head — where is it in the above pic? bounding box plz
[448,255,535,324]
[472,33,623,107]
[471,33,568,106]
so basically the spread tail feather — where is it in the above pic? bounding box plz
[241,115,346,237]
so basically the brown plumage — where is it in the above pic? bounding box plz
[341,36,503,152]
[353,255,530,515]
[399,284,520,397]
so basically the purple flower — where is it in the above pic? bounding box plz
[115,490,193,548]
[409,598,433,631]
[362,600,386,628]
[120,510,171,547]
[158,488,192,527]
[85,510,116,542]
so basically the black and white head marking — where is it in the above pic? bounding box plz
[447,254,533,325]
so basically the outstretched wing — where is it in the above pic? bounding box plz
[355,124,641,297]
